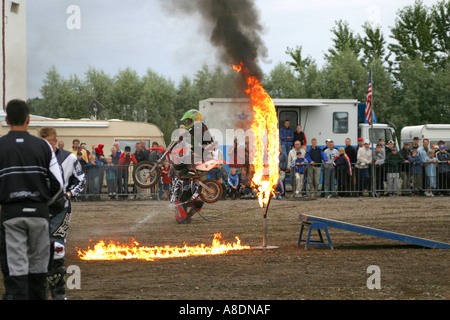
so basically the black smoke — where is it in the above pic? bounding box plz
[162,0,268,81]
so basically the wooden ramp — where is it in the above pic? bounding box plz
[298,214,450,249]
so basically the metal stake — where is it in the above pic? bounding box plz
[253,193,278,250]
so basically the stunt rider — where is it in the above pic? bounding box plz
[170,109,212,223]
[171,179,204,224]
[175,109,213,180]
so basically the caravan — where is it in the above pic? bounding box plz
[401,124,450,148]
[198,98,398,153]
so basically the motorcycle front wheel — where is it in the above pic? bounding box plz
[132,161,160,189]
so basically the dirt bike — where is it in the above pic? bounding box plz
[132,137,224,204]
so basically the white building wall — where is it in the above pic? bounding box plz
[0,0,27,109]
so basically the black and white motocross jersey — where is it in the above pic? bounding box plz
[0,131,64,218]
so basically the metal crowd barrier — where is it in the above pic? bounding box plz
[77,158,450,200]
[283,160,450,198]
[75,163,164,201]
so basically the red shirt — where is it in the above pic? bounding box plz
[118,152,137,170]
[160,167,172,184]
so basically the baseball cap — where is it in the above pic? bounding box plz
[364,139,370,144]
[358,137,364,142]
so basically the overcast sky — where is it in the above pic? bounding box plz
[26,0,437,99]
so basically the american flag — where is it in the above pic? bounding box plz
[365,70,373,125]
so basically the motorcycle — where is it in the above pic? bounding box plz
[132,137,224,204]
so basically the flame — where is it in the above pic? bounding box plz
[234,62,280,208]
[77,233,250,261]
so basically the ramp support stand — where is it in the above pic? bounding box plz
[298,222,334,250]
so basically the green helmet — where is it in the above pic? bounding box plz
[180,109,203,129]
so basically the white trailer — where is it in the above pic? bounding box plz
[401,124,450,147]
[198,98,398,150]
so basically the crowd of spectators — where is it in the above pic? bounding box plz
[64,128,450,201]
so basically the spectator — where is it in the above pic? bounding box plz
[80,142,90,159]
[110,147,120,164]
[385,147,404,196]
[110,147,121,198]
[228,137,245,174]
[386,140,395,155]
[86,154,101,200]
[228,167,240,199]
[345,138,358,164]
[334,147,352,197]
[113,142,122,155]
[411,137,420,151]
[400,142,412,195]
[105,156,117,199]
[140,140,150,159]
[95,144,107,195]
[305,138,327,197]
[160,161,172,200]
[69,139,88,162]
[293,124,307,146]
[217,176,228,200]
[239,166,254,198]
[58,140,64,150]
[417,138,430,163]
[355,139,372,197]
[324,140,339,198]
[373,144,386,195]
[288,140,306,196]
[345,138,358,195]
[210,141,224,180]
[290,150,307,198]
[408,149,423,195]
[418,138,431,191]
[356,137,365,151]
[436,144,450,196]
[424,150,438,196]
[117,146,138,199]
[280,119,294,156]
[0,100,64,300]
[134,142,148,163]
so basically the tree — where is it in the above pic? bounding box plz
[263,62,303,98]
[389,0,436,71]
[326,20,361,59]
[431,0,450,69]
[108,68,143,121]
[139,69,177,144]
[360,22,388,66]
[320,49,367,100]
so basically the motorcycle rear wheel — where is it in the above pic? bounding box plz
[198,179,223,204]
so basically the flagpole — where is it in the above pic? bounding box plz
[370,68,375,198]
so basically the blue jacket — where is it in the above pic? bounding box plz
[408,155,422,175]
[228,173,239,187]
[290,158,307,174]
[279,126,294,147]
[306,147,328,164]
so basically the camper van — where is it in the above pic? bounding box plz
[198,98,398,150]
[401,124,450,148]
[0,117,165,152]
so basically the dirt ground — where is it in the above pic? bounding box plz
[1,196,449,301]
